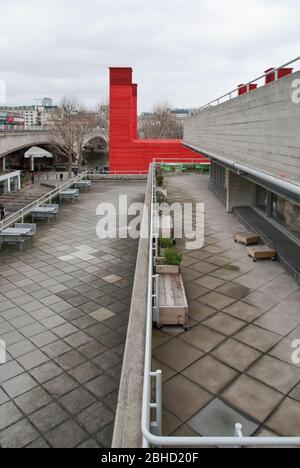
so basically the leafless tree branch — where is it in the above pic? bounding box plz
[49,98,94,177]
[139,104,183,139]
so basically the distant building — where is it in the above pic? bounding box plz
[42,97,53,107]
[0,105,58,129]
[171,108,193,121]
[0,110,25,130]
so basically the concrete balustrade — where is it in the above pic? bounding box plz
[184,71,300,186]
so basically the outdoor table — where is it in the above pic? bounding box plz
[32,207,57,214]
[59,190,80,202]
[74,181,91,188]
[31,206,57,222]
[0,228,32,250]
[2,227,32,236]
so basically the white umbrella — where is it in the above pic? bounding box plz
[24,146,53,170]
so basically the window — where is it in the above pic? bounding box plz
[271,194,300,240]
[211,163,225,186]
[256,185,268,214]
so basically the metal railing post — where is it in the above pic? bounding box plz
[235,423,244,438]
[156,370,162,437]
[150,370,162,438]
[154,234,159,259]
[152,274,160,325]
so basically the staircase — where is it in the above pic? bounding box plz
[0,185,49,216]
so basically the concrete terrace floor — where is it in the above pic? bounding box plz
[0,180,145,448]
[153,174,300,443]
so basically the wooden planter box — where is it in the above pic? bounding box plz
[156,264,180,274]
[247,245,277,262]
[155,257,180,274]
[156,273,189,329]
[234,232,260,245]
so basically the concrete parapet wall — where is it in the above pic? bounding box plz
[184,72,300,185]
[112,171,151,448]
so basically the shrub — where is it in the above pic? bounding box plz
[164,248,183,266]
[156,175,164,187]
[156,191,167,205]
[160,237,173,249]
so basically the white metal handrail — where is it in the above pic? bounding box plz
[194,56,300,114]
[141,162,300,447]
[90,171,148,177]
[0,171,89,231]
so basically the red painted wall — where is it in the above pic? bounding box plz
[109,67,209,173]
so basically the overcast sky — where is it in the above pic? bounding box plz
[0,0,299,112]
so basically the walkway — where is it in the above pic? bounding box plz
[153,174,300,443]
[0,184,48,216]
[0,180,145,448]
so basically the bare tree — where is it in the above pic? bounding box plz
[97,103,110,144]
[139,104,183,139]
[49,98,94,178]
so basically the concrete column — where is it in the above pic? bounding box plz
[17,172,21,190]
[226,170,254,212]
[2,156,5,172]
[31,155,34,171]
[7,176,11,193]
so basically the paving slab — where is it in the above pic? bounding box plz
[0,181,144,448]
[155,175,300,442]
[187,398,259,437]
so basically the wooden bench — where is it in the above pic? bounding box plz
[247,245,277,262]
[155,273,189,329]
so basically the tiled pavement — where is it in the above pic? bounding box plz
[0,181,145,448]
[153,174,300,442]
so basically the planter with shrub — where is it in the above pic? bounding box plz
[156,174,164,187]
[155,247,183,274]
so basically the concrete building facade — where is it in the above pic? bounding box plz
[0,171,21,194]
[183,66,300,282]
[0,105,57,130]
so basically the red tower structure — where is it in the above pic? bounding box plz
[109,67,209,173]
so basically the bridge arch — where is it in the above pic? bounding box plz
[0,132,51,159]
[82,128,109,168]
[0,129,110,170]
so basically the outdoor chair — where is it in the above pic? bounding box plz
[177,165,187,173]
[196,164,209,174]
